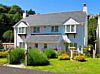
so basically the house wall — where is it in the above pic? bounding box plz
[31,25,64,34]
[65,24,84,48]
[27,42,64,50]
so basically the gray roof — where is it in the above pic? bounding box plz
[25,35,62,43]
[15,11,86,27]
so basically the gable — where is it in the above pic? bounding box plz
[17,22,28,27]
[64,18,80,25]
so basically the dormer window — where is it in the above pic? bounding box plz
[18,27,26,34]
[51,26,59,32]
[65,25,76,33]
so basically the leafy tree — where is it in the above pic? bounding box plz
[8,5,23,14]
[27,9,36,15]
[88,16,98,46]
[3,30,14,42]
[13,12,22,23]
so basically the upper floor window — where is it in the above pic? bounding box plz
[33,27,40,33]
[18,27,26,34]
[51,26,59,32]
[65,25,76,33]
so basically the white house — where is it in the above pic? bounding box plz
[13,4,88,53]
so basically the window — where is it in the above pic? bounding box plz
[65,25,76,33]
[44,43,47,49]
[33,27,40,33]
[51,26,59,32]
[18,27,26,34]
[35,43,38,48]
[19,42,25,48]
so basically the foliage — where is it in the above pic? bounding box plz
[8,5,23,14]
[58,53,70,60]
[44,48,57,58]
[0,40,4,49]
[3,30,14,42]
[74,54,86,62]
[88,16,97,46]
[96,54,100,58]
[0,4,36,42]
[27,9,36,15]
[9,48,25,64]
[28,48,49,66]
[0,58,7,65]
[0,51,8,58]
[57,49,66,56]
[83,44,93,57]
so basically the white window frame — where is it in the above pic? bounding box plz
[18,27,26,34]
[33,27,40,33]
[51,26,59,32]
[65,25,76,33]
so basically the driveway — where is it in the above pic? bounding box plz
[0,66,64,74]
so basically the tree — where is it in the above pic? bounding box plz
[13,12,22,23]
[27,9,36,15]
[88,16,98,46]
[3,30,14,42]
[8,5,23,14]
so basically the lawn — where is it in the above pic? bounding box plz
[27,58,100,74]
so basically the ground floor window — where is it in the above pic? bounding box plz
[19,42,25,48]
[44,43,47,49]
[35,43,38,48]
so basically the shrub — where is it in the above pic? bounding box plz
[9,48,25,64]
[74,54,86,62]
[0,51,8,58]
[44,48,57,58]
[58,53,70,60]
[57,49,66,56]
[28,48,49,66]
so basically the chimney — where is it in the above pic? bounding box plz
[83,3,87,14]
[23,11,28,18]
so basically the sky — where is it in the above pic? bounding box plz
[0,0,100,14]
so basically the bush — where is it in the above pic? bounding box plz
[57,49,66,56]
[28,48,49,66]
[9,48,25,64]
[74,54,86,62]
[44,48,57,58]
[58,53,70,60]
[0,51,8,58]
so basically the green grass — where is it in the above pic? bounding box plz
[0,58,7,65]
[27,58,100,74]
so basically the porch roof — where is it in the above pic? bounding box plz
[25,35,71,43]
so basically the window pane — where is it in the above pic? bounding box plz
[66,25,70,32]
[55,26,58,32]
[51,26,54,32]
[19,28,21,33]
[71,25,75,32]
[20,42,25,48]
[44,43,47,49]
[35,43,38,48]
[51,26,58,32]
[34,27,40,33]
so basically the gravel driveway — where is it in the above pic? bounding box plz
[0,66,64,74]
